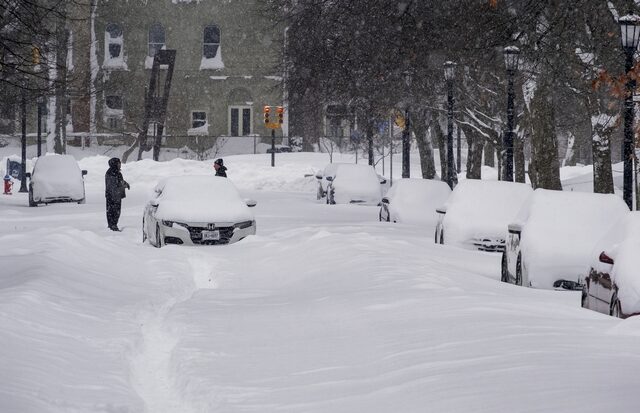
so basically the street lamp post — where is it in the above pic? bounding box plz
[402,71,412,178]
[444,61,456,189]
[19,87,28,192]
[503,46,520,182]
[620,14,640,210]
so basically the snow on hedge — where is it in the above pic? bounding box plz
[443,180,532,247]
[519,189,628,289]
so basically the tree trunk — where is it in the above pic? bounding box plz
[530,80,562,190]
[591,115,615,194]
[433,119,447,179]
[459,122,482,179]
[483,140,495,167]
[54,23,69,154]
[413,110,436,179]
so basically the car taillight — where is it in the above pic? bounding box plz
[599,251,614,265]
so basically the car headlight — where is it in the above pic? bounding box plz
[234,220,254,229]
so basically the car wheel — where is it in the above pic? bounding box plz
[439,229,444,245]
[77,198,86,205]
[155,224,162,248]
[501,252,509,283]
[515,254,523,286]
[610,297,622,318]
[142,218,147,243]
[379,210,383,222]
[28,186,37,207]
[328,188,335,205]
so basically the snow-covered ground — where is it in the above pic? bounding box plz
[2,151,640,412]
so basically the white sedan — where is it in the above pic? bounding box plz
[379,178,451,226]
[27,154,87,207]
[143,176,257,247]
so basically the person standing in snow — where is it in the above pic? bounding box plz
[105,157,130,231]
[213,158,227,177]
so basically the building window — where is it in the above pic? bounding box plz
[188,111,208,135]
[229,106,251,136]
[203,25,220,58]
[104,95,124,131]
[200,24,224,69]
[104,24,127,69]
[148,23,165,57]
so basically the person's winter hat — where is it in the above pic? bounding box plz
[108,157,121,168]
[214,158,224,166]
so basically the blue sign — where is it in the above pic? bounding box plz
[6,159,22,180]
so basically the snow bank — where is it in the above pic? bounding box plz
[443,180,532,247]
[384,178,451,226]
[153,175,253,223]
[519,189,628,289]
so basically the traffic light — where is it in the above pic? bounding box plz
[263,106,271,125]
[276,106,284,124]
[32,46,40,65]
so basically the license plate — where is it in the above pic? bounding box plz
[202,230,220,241]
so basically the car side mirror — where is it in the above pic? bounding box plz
[82,170,88,176]
[508,223,523,234]
[149,199,159,207]
[381,197,390,204]
[246,199,257,208]
[304,173,315,178]
[599,251,614,265]
[315,174,323,180]
[436,207,447,215]
[325,176,334,182]
[26,172,31,179]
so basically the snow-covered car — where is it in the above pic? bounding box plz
[26,154,87,207]
[582,212,640,318]
[143,176,257,247]
[324,163,384,205]
[434,180,532,252]
[314,163,344,200]
[379,178,451,226]
[502,189,628,290]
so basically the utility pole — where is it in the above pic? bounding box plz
[20,88,28,192]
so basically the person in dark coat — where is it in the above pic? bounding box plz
[213,158,227,177]
[105,157,129,231]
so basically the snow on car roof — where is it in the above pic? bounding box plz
[153,175,253,223]
[31,154,85,199]
[520,189,629,288]
[443,180,533,244]
[385,179,451,225]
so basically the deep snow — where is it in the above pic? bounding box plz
[1,151,640,412]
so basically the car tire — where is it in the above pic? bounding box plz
[610,297,622,318]
[155,224,162,248]
[77,197,86,205]
[142,218,147,243]
[501,252,509,283]
[379,210,383,222]
[328,188,335,205]
[439,229,444,245]
[28,186,37,207]
[515,254,523,286]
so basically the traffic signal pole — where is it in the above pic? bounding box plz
[271,129,276,167]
